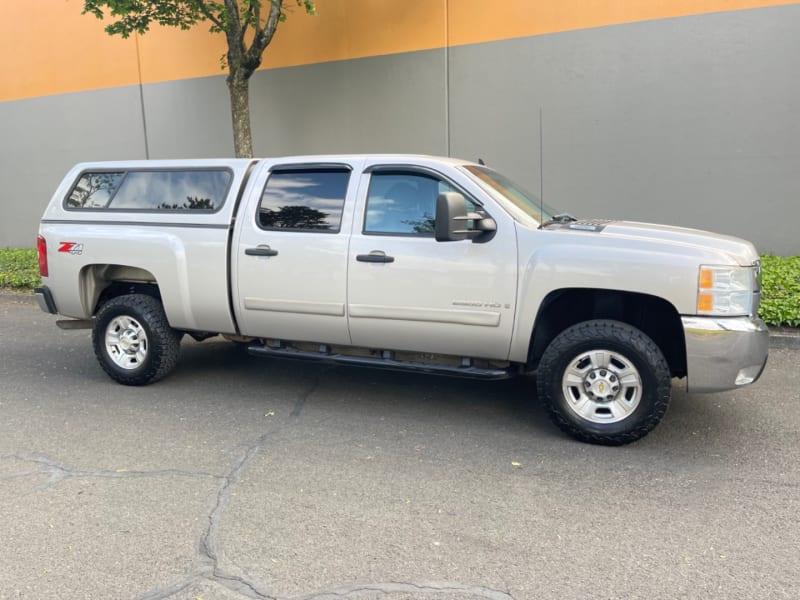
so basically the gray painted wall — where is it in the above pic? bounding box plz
[250,50,449,157]
[449,5,800,256]
[2,4,798,255]
[0,86,147,248]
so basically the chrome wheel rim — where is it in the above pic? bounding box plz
[561,349,642,424]
[105,316,148,370]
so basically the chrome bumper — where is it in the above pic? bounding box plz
[681,315,769,393]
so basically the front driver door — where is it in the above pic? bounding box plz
[347,167,518,360]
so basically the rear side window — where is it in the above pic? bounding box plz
[65,169,232,211]
[258,169,350,232]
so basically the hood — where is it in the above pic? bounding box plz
[550,219,760,266]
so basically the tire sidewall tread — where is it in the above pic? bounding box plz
[536,319,671,446]
[92,294,181,386]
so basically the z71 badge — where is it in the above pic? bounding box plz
[58,242,84,255]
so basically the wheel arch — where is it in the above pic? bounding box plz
[528,288,687,379]
[79,264,161,316]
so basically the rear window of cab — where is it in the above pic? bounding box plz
[65,169,232,212]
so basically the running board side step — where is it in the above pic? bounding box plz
[56,319,94,330]
[247,344,517,380]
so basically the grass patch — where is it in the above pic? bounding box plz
[1,247,798,327]
[759,255,800,328]
[0,248,40,292]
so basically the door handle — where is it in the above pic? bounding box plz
[245,246,279,257]
[356,251,395,263]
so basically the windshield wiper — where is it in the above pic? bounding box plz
[539,213,578,229]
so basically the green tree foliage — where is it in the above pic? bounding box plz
[82,0,316,158]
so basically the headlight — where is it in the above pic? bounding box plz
[697,265,756,316]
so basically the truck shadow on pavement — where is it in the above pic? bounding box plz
[169,339,749,455]
[172,339,557,437]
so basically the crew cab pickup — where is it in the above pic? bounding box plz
[35,155,769,445]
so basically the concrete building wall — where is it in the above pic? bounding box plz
[448,5,800,255]
[0,87,148,248]
[1,1,798,255]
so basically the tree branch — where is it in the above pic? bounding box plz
[244,0,282,74]
[245,0,259,39]
[192,0,224,30]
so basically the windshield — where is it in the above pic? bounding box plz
[462,165,560,225]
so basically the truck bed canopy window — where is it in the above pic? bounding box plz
[111,170,231,211]
[65,169,232,212]
[66,172,124,209]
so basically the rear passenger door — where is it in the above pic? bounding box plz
[234,161,360,344]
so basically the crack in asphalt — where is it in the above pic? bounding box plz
[132,573,199,600]
[0,451,222,490]
[291,367,329,418]
[136,579,515,600]
[289,581,517,600]
[4,372,517,600]
[196,441,276,600]
[136,374,325,600]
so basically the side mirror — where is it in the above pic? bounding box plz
[435,192,496,243]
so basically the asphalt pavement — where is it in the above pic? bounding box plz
[1,297,798,600]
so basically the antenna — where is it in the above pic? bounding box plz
[539,107,544,221]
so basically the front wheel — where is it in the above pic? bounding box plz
[92,294,182,386]
[536,320,671,445]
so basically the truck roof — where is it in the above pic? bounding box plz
[70,154,478,170]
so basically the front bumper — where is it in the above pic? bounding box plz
[681,315,769,393]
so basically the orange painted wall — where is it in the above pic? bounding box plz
[446,0,800,45]
[0,1,140,102]
[1,0,797,102]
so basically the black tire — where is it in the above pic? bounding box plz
[92,294,182,386]
[536,319,671,445]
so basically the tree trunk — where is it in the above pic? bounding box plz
[227,72,253,158]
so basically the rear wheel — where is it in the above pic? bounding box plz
[536,320,671,445]
[92,294,182,386]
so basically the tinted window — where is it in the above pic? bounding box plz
[110,170,230,210]
[65,170,231,211]
[259,169,350,232]
[66,172,124,208]
[364,172,458,235]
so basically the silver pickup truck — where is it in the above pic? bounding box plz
[35,155,768,445]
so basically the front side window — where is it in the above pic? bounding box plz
[65,169,231,211]
[258,169,350,232]
[364,172,459,236]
